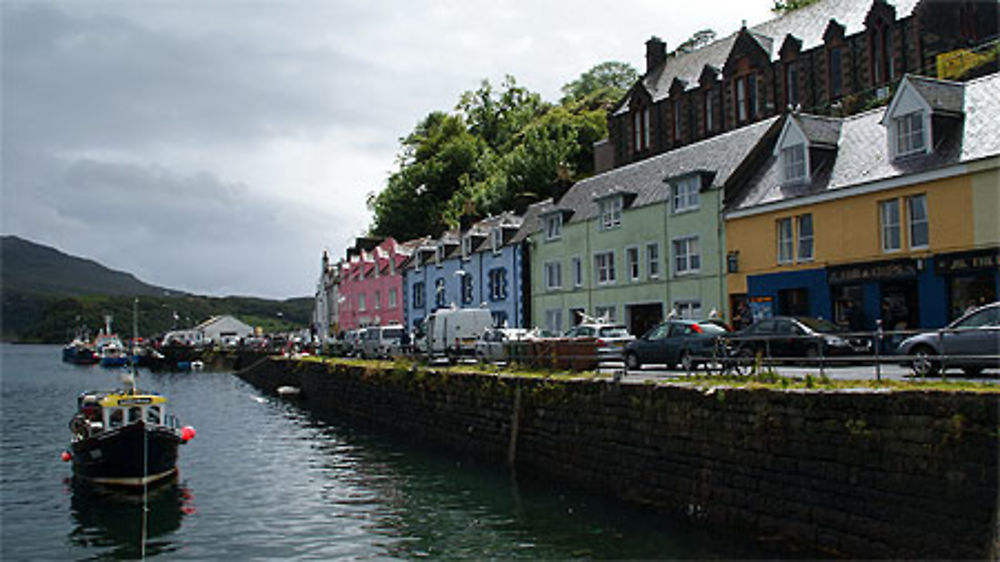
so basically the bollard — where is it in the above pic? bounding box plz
[875,320,883,382]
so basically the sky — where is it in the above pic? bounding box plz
[1,0,774,300]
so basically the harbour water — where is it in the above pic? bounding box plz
[1,344,781,559]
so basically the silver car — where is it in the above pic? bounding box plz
[896,302,1000,376]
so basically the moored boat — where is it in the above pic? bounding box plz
[67,389,195,488]
[63,337,99,365]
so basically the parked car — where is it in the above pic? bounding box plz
[359,324,406,359]
[563,322,634,361]
[896,301,1000,376]
[475,327,532,363]
[727,316,871,363]
[624,319,730,371]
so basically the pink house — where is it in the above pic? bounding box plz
[336,238,411,333]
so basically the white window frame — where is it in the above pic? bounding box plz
[544,261,562,291]
[435,245,445,267]
[491,228,503,254]
[671,175,700,213]
[462,236,473,259]
[782,144,807,184]
[594,250,616,285]
[625,246,640,282]
[907,194,929,249]
[545,309,563,334]
[880,199,901,253]
[388,288,398,309]
[598,196,623,231]
[777,217,794,264]
[894,111,926,158]
[796,213,814,262]
[594,305,617,323]
[571,256,583,288]
[646,242,660,279]
[672,236,701,276]
[673,300,702,320]
[545,213,563,241]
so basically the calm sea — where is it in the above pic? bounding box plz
[1,343,781,559]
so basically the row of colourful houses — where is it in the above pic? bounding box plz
[314,0,999,341]
[315,70,998,340]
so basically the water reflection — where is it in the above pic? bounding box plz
[68,478,193,559]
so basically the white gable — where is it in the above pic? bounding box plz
[773,116,808,156]
[880,76,932,125]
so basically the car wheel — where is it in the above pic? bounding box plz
[910,345,940,377]
[680,350,695,372]
[624,351,641,371]
[733,348,756,376]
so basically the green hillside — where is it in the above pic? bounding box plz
[0,236,312,342]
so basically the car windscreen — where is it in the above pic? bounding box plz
[795,317,844,333]
[598,327,630,338]
[382,328,404,338]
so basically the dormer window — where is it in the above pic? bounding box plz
[774,117,814,185]
[462,236,473,259]
[894,111,925,157]
[598,196,623,231]
[545,213,563,241]
[671,175,700,213]
[782,144,807,183]
[633,107,651,152]
[491,228,502,253]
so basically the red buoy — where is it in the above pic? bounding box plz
[61,451,72,462]
[181,426,196,441]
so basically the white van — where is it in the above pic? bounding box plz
[424,307,494,360]
[360,324,406,359]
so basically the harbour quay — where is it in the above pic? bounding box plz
[237,357,998,559]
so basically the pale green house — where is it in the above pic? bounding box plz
[526,116,780,336]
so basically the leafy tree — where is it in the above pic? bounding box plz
[560,61,638,107]
[674,29,716,54]
[772,0,820,14]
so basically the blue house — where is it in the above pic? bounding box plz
[403,213,527,332]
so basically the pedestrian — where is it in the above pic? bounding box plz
[846,300,866,333]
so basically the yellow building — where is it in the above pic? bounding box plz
[724,73,1000,330]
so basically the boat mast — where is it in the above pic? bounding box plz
[129,299,138,394]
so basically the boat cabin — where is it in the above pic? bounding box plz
[72,391,172,439]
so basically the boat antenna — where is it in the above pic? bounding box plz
[130,298,139,394]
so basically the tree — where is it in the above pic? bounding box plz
[560,61,638,107]
[674,29,716,54]
[772,0,820,14]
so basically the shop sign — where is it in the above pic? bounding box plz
[935,248,1000,275]
[828,259,917,284]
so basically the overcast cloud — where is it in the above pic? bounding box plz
[1,0,772,299]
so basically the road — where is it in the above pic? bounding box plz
[597,361,1000,385]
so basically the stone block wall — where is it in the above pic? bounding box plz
[238,359,998,559]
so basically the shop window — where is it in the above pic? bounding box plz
[594,305,617,323]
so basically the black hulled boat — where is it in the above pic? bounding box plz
[68,388,194,488]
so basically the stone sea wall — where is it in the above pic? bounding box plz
[237,358,999,559]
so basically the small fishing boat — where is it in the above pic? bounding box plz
[67,389,194,487]
[65,301,195,488]
[62,337,99,365]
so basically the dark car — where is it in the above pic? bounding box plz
[727,316,871,363]
[896,301,1000,376]
[624,319,729,371]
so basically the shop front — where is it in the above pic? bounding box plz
[935,247,1000,320]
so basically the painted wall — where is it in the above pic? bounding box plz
[531,189,729,333]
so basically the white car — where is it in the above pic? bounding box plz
[475,328,532,363]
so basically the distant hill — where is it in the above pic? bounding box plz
[0,235,312,342]
[1,235,169,296]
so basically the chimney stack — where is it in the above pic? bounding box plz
[645,36,666,74]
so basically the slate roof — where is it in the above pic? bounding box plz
[730,72,1000,212]
[616,0,920,112]
[523,116,780,231]
[797,114,842,148]
[906,74,966,115]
